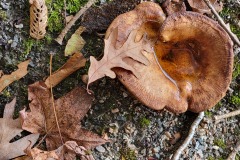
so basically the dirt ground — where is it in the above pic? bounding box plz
[0,0,240,159]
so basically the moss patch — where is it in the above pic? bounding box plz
[139,117,151,128]
[0,9,7,20]
[214,138,226,149]
[120,148,137,160]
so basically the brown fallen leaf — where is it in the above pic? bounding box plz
[0,98,39,160]
[87,28,152,89]
[0,60,30,93]
[29,0,48,39]
[45,53,86,88]
[65,26,86,56]
[25,141,95,160]
[188,0,223,14]
[20,82,109,150]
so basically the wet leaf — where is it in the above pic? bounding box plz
[20,82,109,150]
[29,0,48,39]
[45,52,86,88]
[0,60,30,93]
[65,26,86,56]
[87,28,152,89]
[0,98,39,159]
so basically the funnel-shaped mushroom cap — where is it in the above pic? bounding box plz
[105,2,166,48]
[188,0,223,14]
[114,11,233,113]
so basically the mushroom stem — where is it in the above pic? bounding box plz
[171,112,204,160]
[203,0,240,47]
[214,109,240,121]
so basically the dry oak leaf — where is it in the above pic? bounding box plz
[0,60,30,93]
[20,82,109,150]
[45,52,86,88]
[29,0,48,39]
[87,28,153,89]
[65,26,86,56]
[25,141,95,160]
[0,98,39,160]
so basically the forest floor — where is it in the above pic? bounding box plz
[0,0,240,159]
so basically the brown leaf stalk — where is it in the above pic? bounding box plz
[55,0,97,45]
[49,53,64,145]
[214,109,240,121]
[171,112,204,160]
[203,0,240,46]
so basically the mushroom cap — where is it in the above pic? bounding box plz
[112,11,233,113]
[162,0,186,15]
[105,2,166,48]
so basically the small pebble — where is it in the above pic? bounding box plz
[15,24,23,29]
[123,92,128,97]
[96,146,106,153]
[111,108,119,113]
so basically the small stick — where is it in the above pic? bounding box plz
[203,0,240,46]
[64,0,67,25]
[214,109,240,121]
[49,53,64,145]
[227,141,240,160]
[171,112,204,160]
[55,0,97,45]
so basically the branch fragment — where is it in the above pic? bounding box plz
[203,0,240,46]
[171,112,204,160]
[227,141,240,160]
[214,109,240,121]
[55,0,97,45]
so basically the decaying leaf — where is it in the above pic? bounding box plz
[29,0,48,39]
[0,60,30,93]
[45,52,86,88]
[20,82,109,150]
[0,98,39,159]
[188,0,223,14]
[81,0,140,32]
[87,28,152,89]
[65,26,86,56]
[25,141,95,160]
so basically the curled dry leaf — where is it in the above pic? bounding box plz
[65,26,86,56]
[0,60,30,93]
[20,82,109,150]
[0,98,39,160]
[25,141,95,160]
[188,0,223,14]
[45,52,86,88]
[87,28,152,90]
[162,0,186,15]
[29,0,48,39]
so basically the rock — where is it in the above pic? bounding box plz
[96,146,106,153]
[111,108,119,113]
[11,41,17,48]
[15,24,23,29]
[123,92,128,97]
[153,147,160,153]
[212,145,220,150]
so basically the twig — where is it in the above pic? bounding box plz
[171,112,204,160]
[214,109,240,121]
[63,0,67,25]
[55,0,97,45]
[203,0,240,46]
[49,53,64,145]
[227,141,240,160]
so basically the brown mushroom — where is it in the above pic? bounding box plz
[187,0,223,14]
[109,10,233,113]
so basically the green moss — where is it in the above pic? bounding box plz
[230,94,240,105]
[120,148,137,160]
[0,9,7,20]
[23,38,35,55]
[233,58,240,79]
[205,110,212,117]
[214,138,226,149]
[207,156,215,160]
[67,0,88,13]
[139,117,151,128]
[236,154,240,160]
[44,34,53,44]
[1,89,11,97]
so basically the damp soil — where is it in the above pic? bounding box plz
[0,0,240,159]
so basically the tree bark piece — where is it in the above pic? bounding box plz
[55,0,97,45]
[171,112,204,160]
[203,0,240,46]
